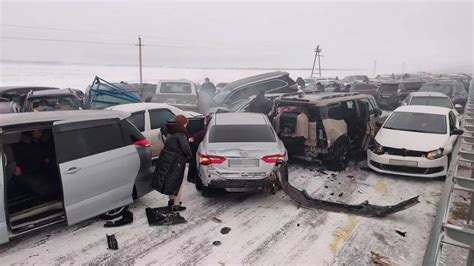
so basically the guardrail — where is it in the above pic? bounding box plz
[423,80,474,265]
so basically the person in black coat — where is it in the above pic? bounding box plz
[151,115,192,210]
[248,90,273,114]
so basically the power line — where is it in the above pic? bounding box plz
[1,36,133,46]
[0,23,223,48]
[1,36,228,49]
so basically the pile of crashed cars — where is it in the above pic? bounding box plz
[0,71,471,244]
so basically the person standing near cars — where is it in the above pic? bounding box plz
[151,115,192,211]
[201,77,216,97]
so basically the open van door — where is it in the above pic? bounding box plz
[52,118,140,225]
[0,131,10,244]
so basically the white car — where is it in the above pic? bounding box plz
[401,91,463,115]
[196,113,288,196]
[107,103,200,159]
[368,105,463,178]
[152,79,199,112]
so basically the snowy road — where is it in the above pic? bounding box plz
[0,162,442,265]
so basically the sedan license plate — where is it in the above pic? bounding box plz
[229,159,259,168]
[389,159,418,167]
[381,95,391,98]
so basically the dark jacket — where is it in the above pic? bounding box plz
[152,122,192,195]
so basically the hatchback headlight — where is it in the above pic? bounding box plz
[425,149,444,160]
[374,141,384,155]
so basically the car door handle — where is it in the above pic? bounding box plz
[64,167,81,175]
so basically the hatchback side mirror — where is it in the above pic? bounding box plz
[451,128,464,135]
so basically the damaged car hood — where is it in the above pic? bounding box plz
[376,128,449,152]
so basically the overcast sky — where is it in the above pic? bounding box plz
[1,1,473,73]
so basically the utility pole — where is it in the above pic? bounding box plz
[373,59,377,77]
[136,36,143,83]
[402,61,405,77]
[310,45,323,77]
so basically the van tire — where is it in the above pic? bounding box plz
[99,206,129,220]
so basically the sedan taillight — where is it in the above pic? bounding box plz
[198,152,226,165]
[262,153,286,164]
[134,139,150,147]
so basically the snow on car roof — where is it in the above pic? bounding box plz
[107,102,200,117]
[213,112,268,125]
[0,110,129,127]
[409,91,450,98]
[393,105,452,115]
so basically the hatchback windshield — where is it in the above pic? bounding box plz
[419,84,452,95]
[410,97,453,109]
[209,125,276,143]
[384,112,447,134]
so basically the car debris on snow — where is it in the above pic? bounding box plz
[104,210,134,228]
[279,166,420,217]
[395,230,407,237]
[212,241,222,246]
[106,234,119,250]
[220,227,231,235]
[370,251,392,265]
[211,217,223,223]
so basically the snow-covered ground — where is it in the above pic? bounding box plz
[0,62,358,90]
[0,162,442,265]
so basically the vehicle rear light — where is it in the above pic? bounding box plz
[262,153,286,164]
[134,139,150,147]
[198,152,226,165]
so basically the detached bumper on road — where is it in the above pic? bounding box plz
[367,150,448,178]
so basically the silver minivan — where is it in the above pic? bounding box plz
[0,110,153,244]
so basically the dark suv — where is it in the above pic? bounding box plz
[208,71,298,114]
[376,80,425,109]
[418,80,468,106]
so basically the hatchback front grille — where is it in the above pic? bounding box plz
[384,147,425,157]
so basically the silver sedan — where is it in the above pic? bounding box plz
[196,112,288,196]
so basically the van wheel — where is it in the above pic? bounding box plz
[99,206,128,220]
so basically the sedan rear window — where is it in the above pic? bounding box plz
[160,82,192,94]
[384,112,447,134]
[209,125,276,143]
[410,97,453,109]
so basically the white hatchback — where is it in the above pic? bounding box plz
[107,103,200,159]
[368,105,463,178]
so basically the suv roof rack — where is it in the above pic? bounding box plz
[319,92,360,100]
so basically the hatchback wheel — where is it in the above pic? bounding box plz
[99,206,128,220]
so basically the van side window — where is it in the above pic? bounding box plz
[120,119,145,145]
[327,103,344,120]
[359,98,375,114]
[128,111,145,131]
[55,123,124,163]
[149,109,175,130]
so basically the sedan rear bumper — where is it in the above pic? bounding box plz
[208,176,279,189]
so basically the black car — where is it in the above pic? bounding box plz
[22,89,83,112]
[0,86,60,107]
[376,80,425,109]
[208,71,298,114]
[418,80,468,106]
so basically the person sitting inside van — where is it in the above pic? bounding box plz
[12,129,59,196]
